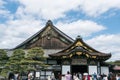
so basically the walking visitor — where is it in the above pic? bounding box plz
[65,71,72,80]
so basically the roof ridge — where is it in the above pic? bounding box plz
[14,20,74,49]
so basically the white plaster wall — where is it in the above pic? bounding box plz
[89,66,97,75]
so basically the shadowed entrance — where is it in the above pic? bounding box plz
[71,65,88,74]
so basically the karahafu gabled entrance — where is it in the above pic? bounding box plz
[48,35,111,76]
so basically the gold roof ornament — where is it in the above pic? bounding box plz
[76,52,82,55]
[62,56,67,58]
[75,41,83,46]
[92,56,96,58]
[86,54,90,58]
[69,54,73,58]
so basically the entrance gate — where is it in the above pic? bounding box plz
[71,65,88,74]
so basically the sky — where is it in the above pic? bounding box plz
[0,0,120,61]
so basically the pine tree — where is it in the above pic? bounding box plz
[0,49,8,77]
[21,47,47,71]
[6,49,25,72]
[21,47,48,79]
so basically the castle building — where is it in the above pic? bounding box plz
[14,20,111,79]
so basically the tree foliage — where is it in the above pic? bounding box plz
[21,47,47,71]
[0,49,8,76]
[1,49,26,77]
[107,60,120,66]
[27,47,44,59]
[0,47,48,78]
[0,49,8,66]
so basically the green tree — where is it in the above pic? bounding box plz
[0,49,8,76]
[113,60,120,65]
[21,47,47,71]
[107,60,120,66]
[21,47,48,79]
[6,49,25,73]
[0,49,8,68]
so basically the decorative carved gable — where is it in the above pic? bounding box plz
[14,20,73,49]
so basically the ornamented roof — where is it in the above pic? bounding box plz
[14,20,74,49]
[49,36,111,61]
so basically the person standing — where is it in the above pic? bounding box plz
[8,72,15,80]
[65,71,72,80]
[58,72,61,80]
[78,72,82,80]
[27,72,33,80]
[93,72,97,80]
[50,72,56,80]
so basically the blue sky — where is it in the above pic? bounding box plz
[0,0,120,61]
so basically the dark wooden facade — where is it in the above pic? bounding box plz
[14,20,73,49]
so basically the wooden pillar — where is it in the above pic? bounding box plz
[97,61,101,75]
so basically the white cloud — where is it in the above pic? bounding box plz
[0,0,11,18]
[0,0,5,6]
[0,19,44,49]
[17,0,81,20]
[79,0,120,17]
[1,0,120,21]
[56,20,106,38]
[0,19,106,49]
[15,0,120,20]
[86,34,120,61]
[0,9,9,15]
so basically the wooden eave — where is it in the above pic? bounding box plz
[49,36,111,60]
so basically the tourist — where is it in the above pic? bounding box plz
[97,74,102,80]
[47,75,51,80]
[65,71,72,80]
[62,75,66,80]
[27,72,33,80]
[73,73,79,80]
[101,73,106,80]
[83,73,88,80]
[92,72,97,80]
[8,72,15,80]
[50,72,56,80]
[73,73,76,80]
[117,76,120,80]
[108,72,112,80]
[78,72,82,80]
[110,74,116,80]
[58,72,61,80]
[14,73,19,80]
[116,73,120,80]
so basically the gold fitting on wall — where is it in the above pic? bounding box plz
[63,56,67,58]
[76,52,82,55]
[69,54,73,58]
[92,56,96,58]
